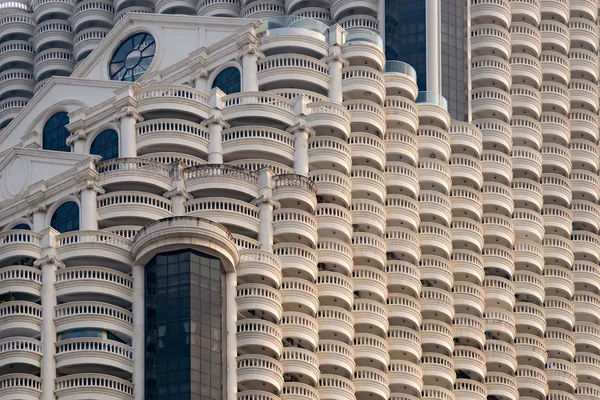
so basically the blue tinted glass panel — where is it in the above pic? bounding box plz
[211,67,240,95]
[12,223,31,230]
[90,129,119,160]
[110,32,156,82]
[50,201,79,233]
[43,112,70,152]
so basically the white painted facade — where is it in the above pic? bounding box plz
[0,1,598,400]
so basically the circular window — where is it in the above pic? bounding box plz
[109,32,156,82]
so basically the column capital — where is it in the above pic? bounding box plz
[75,180,105,196]
[251,194,281,210]
[114,106,143,123]
[164,187,193,201]
[323,52,349,67]
[27,202,48,218]
[236,43,264,61]
[188,67,209,86]
[287,120,315,138]
[65,129,87,147]
[34,254,65,269]
[201,114,230,129]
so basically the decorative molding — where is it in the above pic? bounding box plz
[164,187,193,201]
[251,195,281,210]
[113,106,144,123]
[201,114,230,129]
[75,180,105,196]
[34,254,65,269]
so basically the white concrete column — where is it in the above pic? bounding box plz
[116,107,143,158]
[203,114,229,164]
[35,230,63,400]
[132,264,145,400]
[239,44,263,92]
[426,0,441,94]
[225,271,237,400]
[378,0,386,44]
[253,169,280,251]
[66,130,87,154]
[77,180,104,231]
[193,68,209,92]
[31,204,47,233]
[287,120,314,177]
[326,50,345,103]
[165,161,192,216]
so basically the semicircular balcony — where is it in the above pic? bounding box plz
[571,230,600,263]
[280,311,319,350]
[511,146,542,179]
[318,374,355,400]
[570,79,599,113]
[570,169,600,202]
[97,191,172,226]
[420,319,453,356]
[385,194,420,231]
[482,182,513,216]
[415,92,451,129]
[570,140,599,173]
[485,339,517,374]
[483,276,516,311]
[309,169,352,207]
[0,231,41,268]
[569,49,599,83]
[513,270,544,305]
[542,204,573,237]
[236,283,283,323]
[512,178,543,212]
[387,360,423,397]
[514,240,545,274]
[135,87,210,121]
[0,337,42,371]
[353,366,390,400]
[0,40,34,72]
[351,231,386,268]
[315,202,353,241]
[421,353,455,389]
[542,359,574,388]
[453,313,486,349]
[316,306,354,344]
[316,271,353,310]
[32,48,74,82]
[544,327,575,361]
[510,53,542,88]
[55,337,133,375]
[576,353,600,387]
[541,173,571,207]
[515,302,547,336]
[0,69,34,100]
[0,11,34,41]
[352,298,388,336]
[387,293,421,329]
[317,339,355,378]
[418,159,452,195]
[352,265,387,303]
[510,0,540,24]
[453,346,486,381]
[329,0,377,21]
[544,265,574,299]
[385,129,418,166]
[316,238,353,276]
[384,96,418,133]
[573,261,600,295]
[484,308,516,342]
[516,365,549,399]
[71,0,114,33]
[472,55,511,91]
[511,116,542,152]
[576,382,600,400]
[453,379,486,400]
[453,281,485,316]
[349,132,386,170]
[540,20,570,54]
[541,0,569,23]
[482,150,512,185]
[0,374,41,400]
[419,255,453,291]
[385,162,419,198]
[485,372,519,400]
[222,91,295,126]
[342,66,385,104]
[541,82,570,116]
[511,84,541,118]
[574,291,600,324]
[272,174,317,213]
[281,347,320,386]
[184,197,260,237]
[237,249,282,287]
[569,18,598,52]
[452,249,485,285]
[54,301,132,341]
[470,24,511,59]
[258,53,329,93]
[419,287,454,323]
[450,154,483,189]
[280,277,319,316]
[222,125,295,166]
[305,100,351,139]
[451,218,484,253]
[0,97,28,127]
[342,28,386,70]
[385,227,420,265]
[419,222,452,258]
[352,333,389,373]
[475,118,512,154]
[470,0,510,27]
[513,208,545,243]
[449,121,482,156]
[570,109,599,143]
[385,261,421,297]
[471,87,512,122]
[237,354,284,393]
[419,190,451,226]
[481,245,514,278]
[510,22,541,56]
[450,186,483,221]
[543,235,573,269]
[344,99,386,135]
[540,51,570,85]
[55,266,133,307]
[197,0,240,16]
[32,0,74,20]
[387,326,421,362]
[154,0,197,14]
[96,158,174,193]
[383,60,418,100]
[0,265,41,299]
[237,318,282,358]
[482,213,514,247]
[308,136,352,174]
[55,231,132,267]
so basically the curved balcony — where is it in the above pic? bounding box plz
[482,182,513,216]
[542,204,573,237]
[418,159,451,194]
[280,312,319,350]
[316,271,353,309]
[236,283,282,322]
[572,201,600,234]
[309,170,352,207]
[55,337,133,374]
[540,20,570,54]
[349,132,385,170]
[0,266,41,298]
[449,121,482,156]
[96,158,173,193]
[352,266,386,302]
[470,0,510,27]
[316,306,354,344]
[0,98,27,126]
[541,82,570,115]
[237,319,282,358]
[541,173,571,207]
[421,353,455,389]
[472,55,511,91]
[543,235,573,269]
[420,319,453,355]
[54,301,132,340]
[576,383,600,400]
[484,308,516,342]
[576,353,600,386]
[136,118,209,158]
[0,40,34,71]
[515,302,546,336]
[55,266,132,306]
[0,11,34,40]
[280,277,319,316]
[237,249,282,287]
[573,261,600,295]
[316,203,353,241]
[574,291,600,324]
[512,146,542,179]
[416,92,451,129]
[350,232,386,269]
[258,54,330,92]
[385,261,421,297]
[223,125,294,165]
[0,374,41,400]
[471,87,512,122]
[514,240,544,273]
[511,116,542,152]
[241,0,285,18]
[453,346,486,381]
[0,337,42,371]
[483,244,515,277]
[483,276,515,311]
[273,243,317,281]
[281,347,320,386]
[570,109,599,143]
[383,61,418,100]
[342,66,385,104]
[572,231,600,263]
[197,0,240,16]
[350,165,386,203]
[511,85,541,118]
[317,340,354,378]
[452,249,484,284]
[486,372,518,400]
[353,367,389,400]
[317,375,355,400]
[72,0,114,33]
[222,91,295,125]
[419,223,452,258]
[0,69,34,99]
[570,79,599,112]
[32,20,72,53]
[570,49,599,83]
[387,327,421,362]
[419,255,453,290]
[516,365,549,398]
[417,126,450,162]
[385,162,419,198]
[513,208,544,243]
[97,191,172,225]
[272,174,317,212]
[344,99,386,135]
[540,51,570,85]
[513,270,544,305]
[418,190,451,226]
[184,198,259,237]
[470,24,511,59]
[544,327,575,361]
[450,154,483,189]
[352,299,388,336]
[482,150,512,185]
[571,169,600,202]
[510,22,541,56]
[384,96,418,133]
[475,118,512,153]
[512,179,543,212]
[305,101,351,139]
[237,354,283,393]
[316,238,353,276]
[570,139,599,173]
[450,186,483,221]
[388,360,423,396]
[453,281,485,316]
[342,28,386,70]
[385,129,418,166]
[569,18,598,52]
[32,48,74,81]
[482,213,514,247]
[510,54,542,88]
[387,293,422,329]
[544,265,574,299]
[0,301,41,339]
[451,218,484,253]
[453,313,485,348]
[385,227,420,265]
[485,339,517,373]
[420,287,454,323]
[385,194,419,231]
[453,380,486,400]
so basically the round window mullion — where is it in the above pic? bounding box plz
[110,32,156,82]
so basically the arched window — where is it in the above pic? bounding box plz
[211,67,241,95]
[12,223,31,230]
[50,201,79,233]
[90,129,119,160]
[43,112,70,152]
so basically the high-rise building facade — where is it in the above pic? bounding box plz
[0,1,598,400]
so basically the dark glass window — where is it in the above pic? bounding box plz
[90,129,119,160]
[110,32,156,82]
[50,201,79,233]
[12,223,31,230]
[211,67,240,95]
[0,119,12,129]
[43,112,70,152]
[441,0,467,121]
[146,250,224,400]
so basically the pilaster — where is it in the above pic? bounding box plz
[75,180,104,231]
[287,118,315,177]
